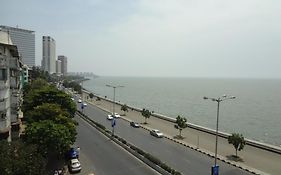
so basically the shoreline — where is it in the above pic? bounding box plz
[82,88,281,153]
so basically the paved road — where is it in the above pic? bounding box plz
[78,102,253,175]
[73,115,160,175]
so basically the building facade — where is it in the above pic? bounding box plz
[0,31,23,141]
[0,25,35,67]
[42,36,56,74]
[58,55,67,76]
[56,59,62,76]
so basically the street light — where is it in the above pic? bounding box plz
[203,94,236,175]
[106,84,124,136]
[106,84,124,115]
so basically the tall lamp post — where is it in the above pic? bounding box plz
[106,84,124,136]
[203,94,236,175]
[106,84,124,115]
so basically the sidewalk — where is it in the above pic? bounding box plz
[85,96,281,175]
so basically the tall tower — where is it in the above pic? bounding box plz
[0,25,35,67]
[42,36,56,74]
[58,55,67,76]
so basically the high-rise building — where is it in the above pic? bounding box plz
[0,25,35,67]
[58,55,67,76]
[56,59,62,76]
[42,36,56,74]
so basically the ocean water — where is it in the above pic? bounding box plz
[83,77,281,146]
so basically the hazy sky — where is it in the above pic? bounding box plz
[1,0,281,78]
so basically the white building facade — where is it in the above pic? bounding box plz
[42,36,56,74]
[0,31,23,141]
[0,25,35,67]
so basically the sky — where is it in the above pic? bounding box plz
[1,0,281,78]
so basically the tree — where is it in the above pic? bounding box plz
[25,120,77,156]
[228,133,246,157]
[121,104,128,116]
[141,108,151,124]
[175,115,188,138]
[89,93,94,101]
[0,140,47,175]
[23,85,76,116]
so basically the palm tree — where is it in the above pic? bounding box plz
[175,115,187,138]
[141,108,151,124]
[228,133,246,157]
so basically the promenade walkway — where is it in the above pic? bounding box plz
[83,95,281,175]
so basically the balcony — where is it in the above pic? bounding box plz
[0,55,7,68]
[9,57,20,70]
[10,77,20,89]
[0,99,8,111]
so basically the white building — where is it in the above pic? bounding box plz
[58,55,67,76]
[0,31,22,141]
[56,59,62,76]
[42,36,56,74]
[0,25,35,67]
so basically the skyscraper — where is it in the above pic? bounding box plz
[58,55,67,76]
[42,36,56,74]
[0,25,35,67]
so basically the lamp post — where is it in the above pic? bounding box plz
[203,94,236,175]
[106,84,124,136]
[106,84,124,115]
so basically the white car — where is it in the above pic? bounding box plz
[107,115,114,120]
[68,158,81,172]
[71,97,75,101]
[113,113,120,118]
[78,99,82,103]
[150,129,164,138]
[83,103,87,106]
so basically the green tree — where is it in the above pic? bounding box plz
[121,104,128,116]
[25,120,76,156]
[0,140,47,175]
[228,133,246,157]
[175,115,188,138]
[23,85,76,115]
[89,93,94,101]
[141,108,151,124]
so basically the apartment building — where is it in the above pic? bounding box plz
[0,25,35,67]
[0,30,23,141]
[42,36,56,74]
[58,55,67,76]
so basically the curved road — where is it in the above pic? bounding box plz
[77,101,253,175]
[75,115,160,175]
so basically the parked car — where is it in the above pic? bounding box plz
[83,102,87,106]
[78,99,82,103]
[130,121,140,128]
[150,129,164,138]
[68,158,81,173]
[67,148,78,159]
[107,114,114,120]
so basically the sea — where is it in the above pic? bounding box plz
[83,76,281,147]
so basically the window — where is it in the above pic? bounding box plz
[0,69,7,80]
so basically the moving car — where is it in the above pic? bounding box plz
[107,114,114,120]
[150,129,164,138]
[130,121,140,128]
[78,99,82,103]
[113,113,120,118]
[83,102,87,106]
[68,158,81,172]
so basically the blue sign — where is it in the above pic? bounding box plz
[212,165,219,175]
[112,119,116,127]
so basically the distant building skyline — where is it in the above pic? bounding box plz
[58,55,67,76]
[42,36,56,74]
[56,59,61,76]
[0,25,35,67]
